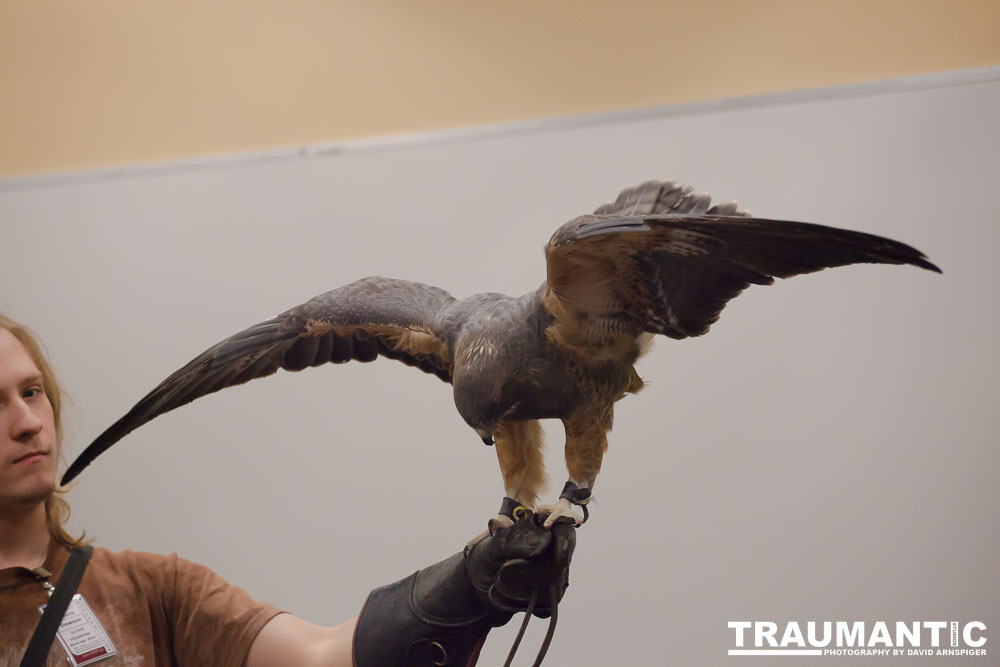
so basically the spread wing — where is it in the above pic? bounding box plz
[62,277,456,484]
[544,180,940,351]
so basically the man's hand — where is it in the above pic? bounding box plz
[354,514,578,666]
[467,514,575,620]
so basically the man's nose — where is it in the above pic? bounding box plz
[9,399,44,441]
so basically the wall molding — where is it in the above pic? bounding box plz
[3,66,998,193]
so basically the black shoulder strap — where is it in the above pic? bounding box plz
[20,545,94,667]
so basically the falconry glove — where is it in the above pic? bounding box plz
[353,514,576,667]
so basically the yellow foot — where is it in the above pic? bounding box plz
[489,513,514,533]
[537,498,584,528]
[465,514,515,551]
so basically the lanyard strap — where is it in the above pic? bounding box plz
[20,545,94,667]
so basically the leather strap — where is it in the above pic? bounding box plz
[20,545,94,667]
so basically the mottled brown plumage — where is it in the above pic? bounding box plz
[62,180,940,525]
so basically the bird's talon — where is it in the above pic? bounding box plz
[489,514,514,535]
[537,498,584,528]
[466,506,517,551]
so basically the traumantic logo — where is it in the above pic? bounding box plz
[728,621,988,657]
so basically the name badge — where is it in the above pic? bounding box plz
[37,594,118,666]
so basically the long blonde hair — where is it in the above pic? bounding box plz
[1,315,90,548]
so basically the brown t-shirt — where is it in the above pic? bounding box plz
[0,542,282,666]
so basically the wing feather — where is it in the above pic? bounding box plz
[593,179,751,217]
[62,277,456,483]
[544,180,940,352]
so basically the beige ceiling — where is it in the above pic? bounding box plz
[1,0,998,178]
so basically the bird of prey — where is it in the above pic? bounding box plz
[62,180,939,528]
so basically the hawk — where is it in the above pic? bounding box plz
[61,180,939,527]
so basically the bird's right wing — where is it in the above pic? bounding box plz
[62,277,456,484]
[542,180,939,354]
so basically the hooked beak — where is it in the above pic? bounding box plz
[476,428,494,446]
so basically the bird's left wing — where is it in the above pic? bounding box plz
[62,277,455,484]
[543,180,940,353]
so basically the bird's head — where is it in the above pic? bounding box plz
[457,394,509,446]
[452,329,514,446]
[453,371,510,447]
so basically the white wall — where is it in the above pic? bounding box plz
[2,72,997,665]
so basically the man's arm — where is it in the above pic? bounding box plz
[244,515,575,667]
[244,614,357,667]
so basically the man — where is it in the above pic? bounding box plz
[0,316,574,666]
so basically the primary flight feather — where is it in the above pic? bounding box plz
[62,180,939,526]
